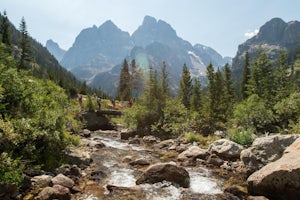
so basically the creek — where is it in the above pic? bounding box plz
[74,130,224,200]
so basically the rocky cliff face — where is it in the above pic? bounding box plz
[46,39,66,62]
[60,20,134,81]
[232,18,300,83]
[59,16,230,95]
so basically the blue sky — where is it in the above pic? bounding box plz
[1,0,300,57]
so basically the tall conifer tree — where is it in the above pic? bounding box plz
[241,51,250,100]
[117,59,131,100]
[179,63,192,109]
[18,17,32,70]
[0,11,12,52]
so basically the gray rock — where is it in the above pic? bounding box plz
[143,135,159,144]
[51,174,74,189]
[177,145,208,162]
[31,175,53,188]
[120,129,137,140]
[154,139,175,149]
[208,139,244,160]
[129,158,150,166]
[207,154,224,167]
[64,147,91,166]
[36,184,70,200]
[247,138,300,200]
[136,162,190,188]
[241,134,299,174]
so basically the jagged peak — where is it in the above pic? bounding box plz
[99,20,118,30]
[142,15,157,25]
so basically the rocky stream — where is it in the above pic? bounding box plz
[18,125,300,200]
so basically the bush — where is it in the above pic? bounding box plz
[233,94,275,133]
[0,153,24,188]
[184,132,201,143]
[227,128,255,146]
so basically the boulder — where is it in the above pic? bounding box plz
[177,145,209,162]
[70,165,82,177]
[241,134,299,174]
[36,185,70,200]
[208,139,244,160]
[120,129,137,140]
[31,175,53,188]
[247,138,300,200]
[129,158,150,166]
[143,135,159,144]
[128,137,141,144]
[136,162,190,188]
[82,111,112,131]
[81,129,91,138]
[51,174,74,189]
[64,147,91,167]
[154,139,175,149]
[207,154,224,167]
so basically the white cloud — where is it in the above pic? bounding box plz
[244,29,259,38]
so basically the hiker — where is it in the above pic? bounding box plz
[78,95,83,108]
[129,98,134,107]
[111,99,115,108]
[97,97,101,110]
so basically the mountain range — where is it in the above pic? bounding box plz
[49,16,230,95]
[232,18,300,83]
[47,16,300,96]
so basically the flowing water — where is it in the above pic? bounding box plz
[74,131,224,200]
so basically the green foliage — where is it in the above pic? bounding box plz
[190,78,202,112]
[184,132,201,143]
[18,17,33,70]
[241,51,250,100]
[179,63,192,109]
[0,43,81,170]
[117,59,131,101]
[234,94,275,133]
[0,153,24,187]
[154,98,187,135]
[274,92,300,130]
[227,128,255,146]
[246,51,275,105]
[87,95,95,111]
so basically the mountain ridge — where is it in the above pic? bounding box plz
[49,16,231,95]
[232,18,300,84]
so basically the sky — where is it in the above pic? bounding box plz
[1,0,300,57]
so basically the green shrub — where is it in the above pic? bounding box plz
[227,128,255,146]
[0,153,24,188]
[184,132,201,143]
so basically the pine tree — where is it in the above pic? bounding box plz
[223,63,235,119]
[241,51,250,100]
[179,63,192,109]
[214,68,226,122]
[190,78,202,112]
[0,11,12,52]
[274,52,291,101]
[18,17,32,70]
[161,61,169,95]
[246,51,275,105]
[206,63,215,119]
[130,59,143,97]
[117,59,131,101]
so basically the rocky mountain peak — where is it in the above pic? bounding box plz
[46,39,66,62]
[142,15,157,26]
[99,20,120,32]
[132,16,178,47]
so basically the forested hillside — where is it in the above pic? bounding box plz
[0,11,105,192]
